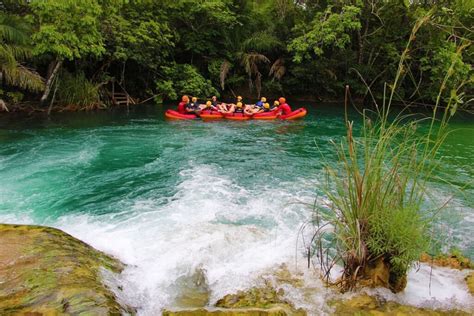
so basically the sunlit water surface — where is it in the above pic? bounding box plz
[0,104,473,314]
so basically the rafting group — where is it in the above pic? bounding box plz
[165,95,307,121]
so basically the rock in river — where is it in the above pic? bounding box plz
[0,224,133,315]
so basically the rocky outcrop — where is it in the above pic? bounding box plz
[164,263,473,316]
[466,272,474,296]
[162,307,299,316]
[0,224,133,315]
[214,284,305,315]
[356,257,407,293]
[419,252,474,298]
[164,277,306,316]
[172,267,211,308]
[420,252,473,270]
[330,294,470,315]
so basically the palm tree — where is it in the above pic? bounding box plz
[0,12,44,111]
[220,30,286,98]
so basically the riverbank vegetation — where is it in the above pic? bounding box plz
[0,0,472,112]
[309,12,470,293]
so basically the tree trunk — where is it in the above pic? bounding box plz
[40,59,63,106]
[47,76,60,116]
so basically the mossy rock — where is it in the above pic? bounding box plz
[213,281,305,315]
[270,264,304,288]
[163,281,306,315]
[466,272,474,296]
[358,257,407,293]
[173,267,211,308]
[162,306,298,316]
[215,283,286,309]
[0,224,134,315]
[330,294,470,315]
[420,252,473,270]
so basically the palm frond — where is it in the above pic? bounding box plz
[0,11,41,92]
[0,43,31,61]
[240,52,270,77]
[255,71,263,98]
[220,60,231,90]
[324,69,337,80]
[269,58,286,80]
[241,31,284,53]
[0,45,16,65]
[0,13,30,45]
[2,63,45,92]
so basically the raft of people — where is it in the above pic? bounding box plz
[166,95,307,120]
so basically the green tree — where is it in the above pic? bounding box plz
[30,0,105,105]
[289,5,361,62]
[156,63,219,101]
[217,0,292,98]
[0,11,44,111]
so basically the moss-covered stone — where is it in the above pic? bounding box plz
[214,281,306,315]
[330,294,470,315]
[466,272,474,296]
[173,267,211,308]
[356,257,407,293]
[420,252,473,270]
[270,264,304,288]
[163,278,306,316]
[162,307,294,316]
[215,282,285,309]
[0,224,134,315]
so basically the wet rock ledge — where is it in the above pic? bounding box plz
[0,224,133,315]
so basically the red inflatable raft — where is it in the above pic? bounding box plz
[200,110,223,119]
[165,109,197,120]
[253,110,279,120]
[224,112,251,120]
[280,108,307,120]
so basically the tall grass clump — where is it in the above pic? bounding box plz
[311,13,470,292]
[57,71,103,110]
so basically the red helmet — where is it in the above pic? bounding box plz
[278,97,286,104]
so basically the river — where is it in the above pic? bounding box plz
[0,103,473,314]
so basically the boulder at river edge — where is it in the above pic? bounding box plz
[0,224,133,315]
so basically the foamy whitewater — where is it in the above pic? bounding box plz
[2,164,473,314]
[0,106,473,314]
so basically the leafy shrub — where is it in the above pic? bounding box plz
[156,63,219,100]
[6,91,24,103]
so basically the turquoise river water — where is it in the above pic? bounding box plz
[0,103,473,314]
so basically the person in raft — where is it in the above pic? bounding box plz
[218,103,231,113]
[233,102,243,113]
[211,96,219,108]
[233,95,245,107]
[272,100,280,110]
[262,102,273,112]
[255,97,267,110]
[212,95,229,113]
[245,96,266,114]
[177,95,189,114]
[277,97,292,115]
[225,102,249,115]
[186,97,201,114]
[202,100,218,111]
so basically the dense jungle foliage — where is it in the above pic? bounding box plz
[0,0,472,110]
